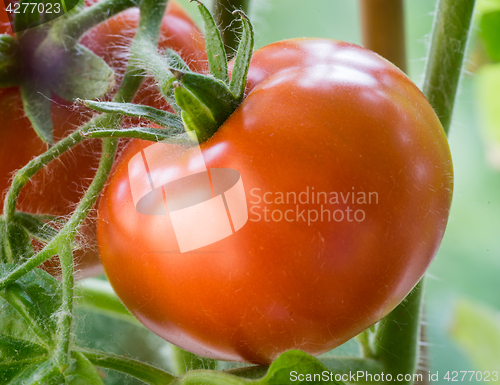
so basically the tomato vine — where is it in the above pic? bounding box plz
[0,0,476,383]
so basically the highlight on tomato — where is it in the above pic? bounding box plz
[96,4,453,365]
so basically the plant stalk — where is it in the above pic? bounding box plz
[359,0,407,72]
[422,0,476,134]
[370,280,425,384]
[79,348,176,385]
[46,0,137,48]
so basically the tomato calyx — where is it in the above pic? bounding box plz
[81,1,254,144]
[0,4,118,145]
[0,35,22,87]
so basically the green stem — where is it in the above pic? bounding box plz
[46,0,136,47]
[54,241,75,369]
[422,0,476,134]
[84,127,181,141]
[3,130,84,222]
[371,280,424,384]
[78,348,176,385]
[0,134,119,291]
[213,0,250,57]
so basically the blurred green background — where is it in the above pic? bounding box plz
[76,0,500,383]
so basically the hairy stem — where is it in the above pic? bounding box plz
[54,241,75,369]
[0,132,119,291]
[3,131,84,222]
[47,0,137,47]
[371,280,425,384]
[78,348,176,385]
[359,0,407,72]
[213,0,250,58]
[422,0,476,134]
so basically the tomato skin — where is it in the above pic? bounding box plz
[98,39,453,363]
[0,1,206,278]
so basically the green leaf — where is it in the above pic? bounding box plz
[477,0,500,15]
[20,83,54,144]
[260,350,344,385]
[193,0,229,84]
[450,299,500,378]
[4,222,35,263]
[0,266,63,382]
[53,44,115,101]
[5,359,57,385]
[0,265,61,349]
[80,100,184,131]
[13,212,59,244]
[14,0,41,33]
[480,10,500,61]
[229,10,254,101]
[476,63,500,168]
[61,351,105,385]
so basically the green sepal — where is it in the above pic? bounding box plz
[171,346,217,375]
[192,0,229,84]
[229,10,254,101]
[13,212,59,244]
[165,48,192,73]
[174,82,218,142]
[80,100,183,131]
[20,83,54,145]
[53,44,115,101]
[170,69,238,123]
[162,49,191,113]
[4,222,35,263]
[0,35,22,88]
[60,351,106,385]
[261,350,345,385]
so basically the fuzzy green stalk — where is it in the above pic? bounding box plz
[370,281,425,383]
[54,241,75,369]
[422,0,476,134]
[44,0,137,48]
[79,348,176,385]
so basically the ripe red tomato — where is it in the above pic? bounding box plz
[97,39,453,364]
[0,1,206,278]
